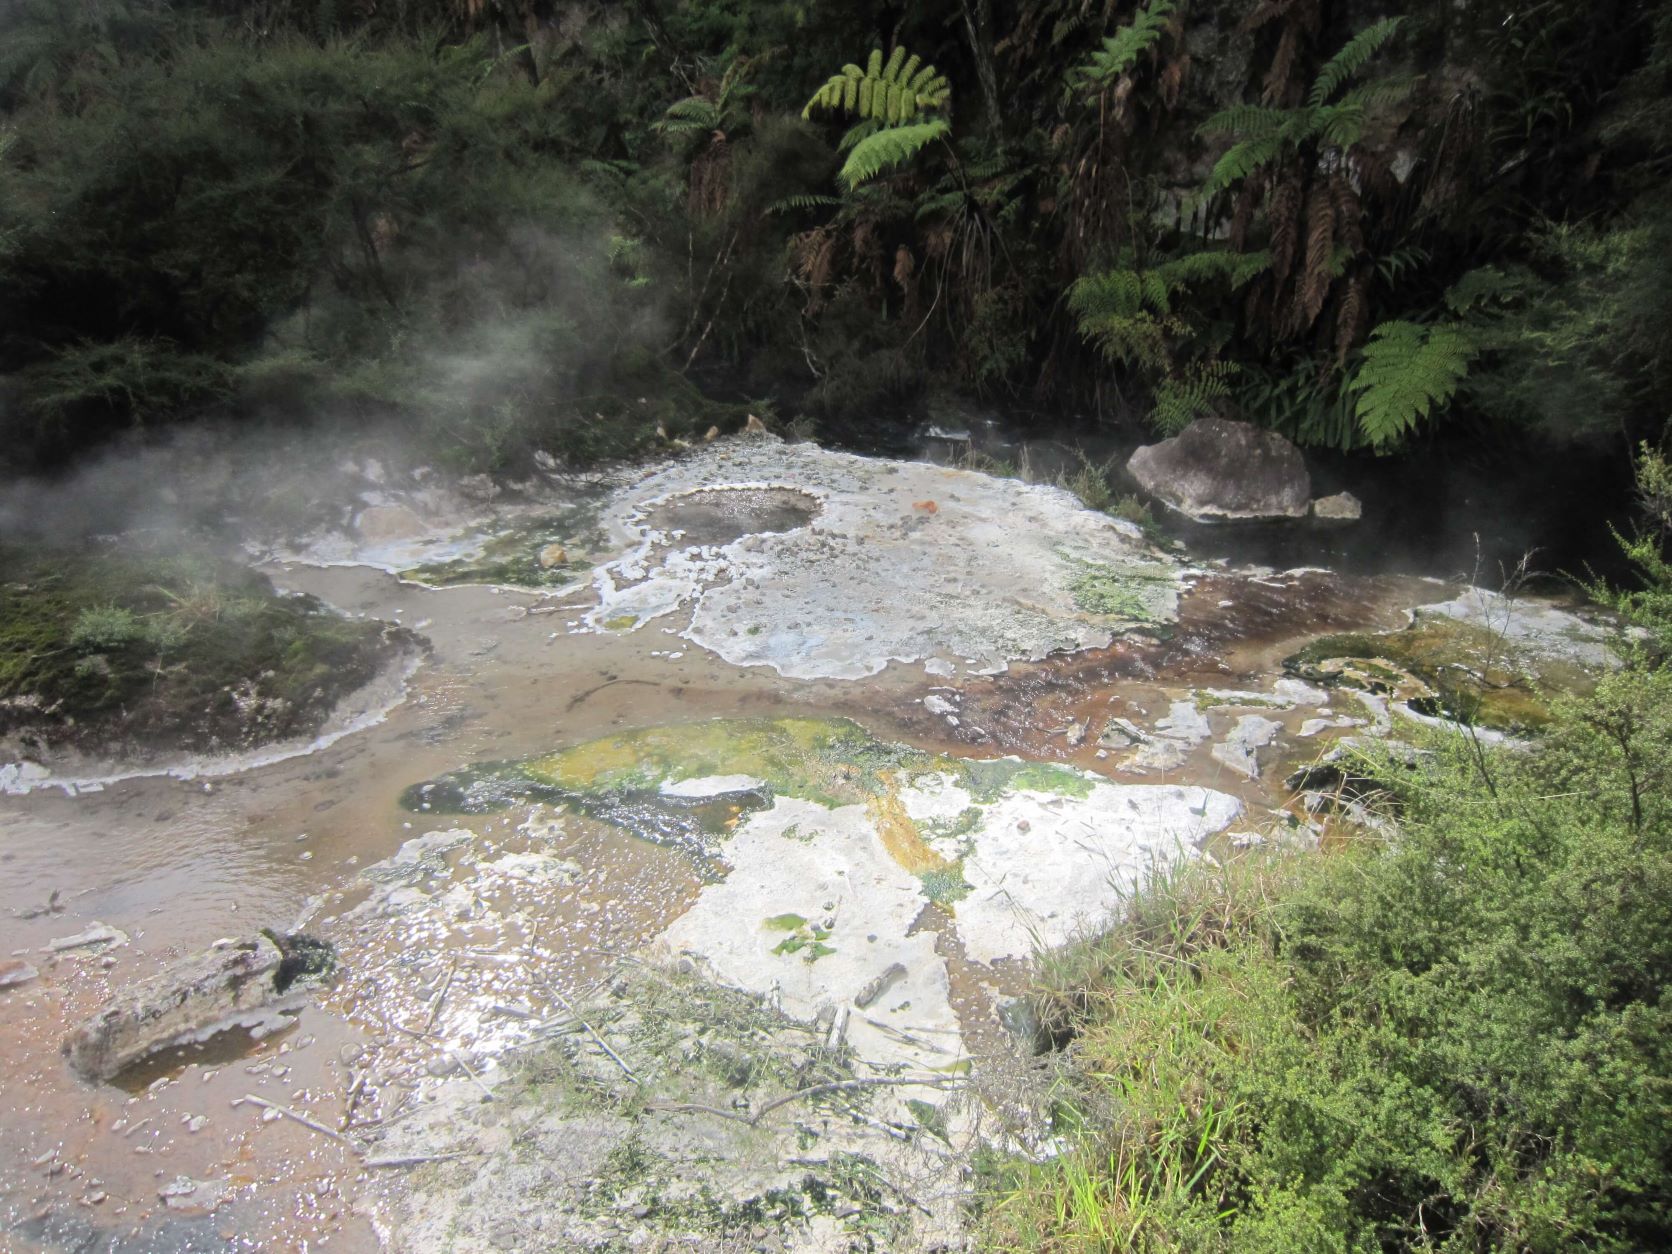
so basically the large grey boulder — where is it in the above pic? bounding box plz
[1127,418,1311,522]
[64,931,334,1081]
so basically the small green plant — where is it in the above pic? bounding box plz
[68,605,143,651]
[1059,451,1116,512]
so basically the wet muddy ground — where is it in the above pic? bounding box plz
[0,443,1512,1251]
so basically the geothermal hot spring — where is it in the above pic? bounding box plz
[0,433,1623,1252]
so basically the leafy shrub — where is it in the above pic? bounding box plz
[989,481,1672,1248]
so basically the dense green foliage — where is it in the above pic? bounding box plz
[983,467,1672,1249]
[2,0,1670,467]
[0,545,406,752]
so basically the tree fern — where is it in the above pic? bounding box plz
[1195,19,1410,202]
[1074,0,1177,90]
[839,120,950,191]
[805,47,952,189]
[1349,320,1476,449]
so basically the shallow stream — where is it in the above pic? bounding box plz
[0,436,1604,1251]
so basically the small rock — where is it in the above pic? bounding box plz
[0,959,39,989]
[353,504,426,544]
[44,923,129,954]
[1311,491,1363,521]
[537,543,568,569]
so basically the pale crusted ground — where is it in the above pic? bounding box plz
[586,437,1179,680]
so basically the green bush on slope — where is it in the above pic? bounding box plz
[986,463,1672,1251]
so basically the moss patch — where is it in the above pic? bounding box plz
[1284,614,1585,732]
[962,758,1096,803]
[0,543,412,755]
[398,502,605,589]
[918,864,973,905]
[1064,555,1177,623]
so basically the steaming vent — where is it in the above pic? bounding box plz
[642,486,820,548]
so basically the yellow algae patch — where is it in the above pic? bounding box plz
[523,717,923,807]
[866,773,950,874]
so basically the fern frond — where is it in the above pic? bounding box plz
[838,119,949,189]
[1443,265,1526,313]
[767,194,843,215]
[1069,267,1147,319]
[1337,74,1418,111]
[661,98,719,123]
[1154,361,1237,433]
[1075,0,1178,90]
[1075,309,1184,368]
[915,190,966,220]
[1160,249,1273,288]
[1199,104,1288,139]
[1070,249,1269,332]
[1348,319,1475,449]
[1195,136,1284,200]
[838,119,881,152]
[805,48,950,121]
[1309,17,1403,108]
[1318,103,1368,148]
[1375,245,1430,285]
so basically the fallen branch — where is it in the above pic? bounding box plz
[748,1076,962,1124]
[423,963,458,1034]
[552,990,637,1083]
[363,1152,477,1168]
[451,1051,495,1102]
[237,1094,354,1147]
[649,1074,964,1128]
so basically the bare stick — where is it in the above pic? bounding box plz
[363,1152,476,1168]
[451,1051,495,1102]
[747,1076,961,1125]
[644,1100,753,1125]
[238,1094,354,1147]
[551,990,637,1083]
[423,964,457,1034]
[649,1075,963,1128]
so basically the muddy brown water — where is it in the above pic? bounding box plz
[0,537,1444,1251]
